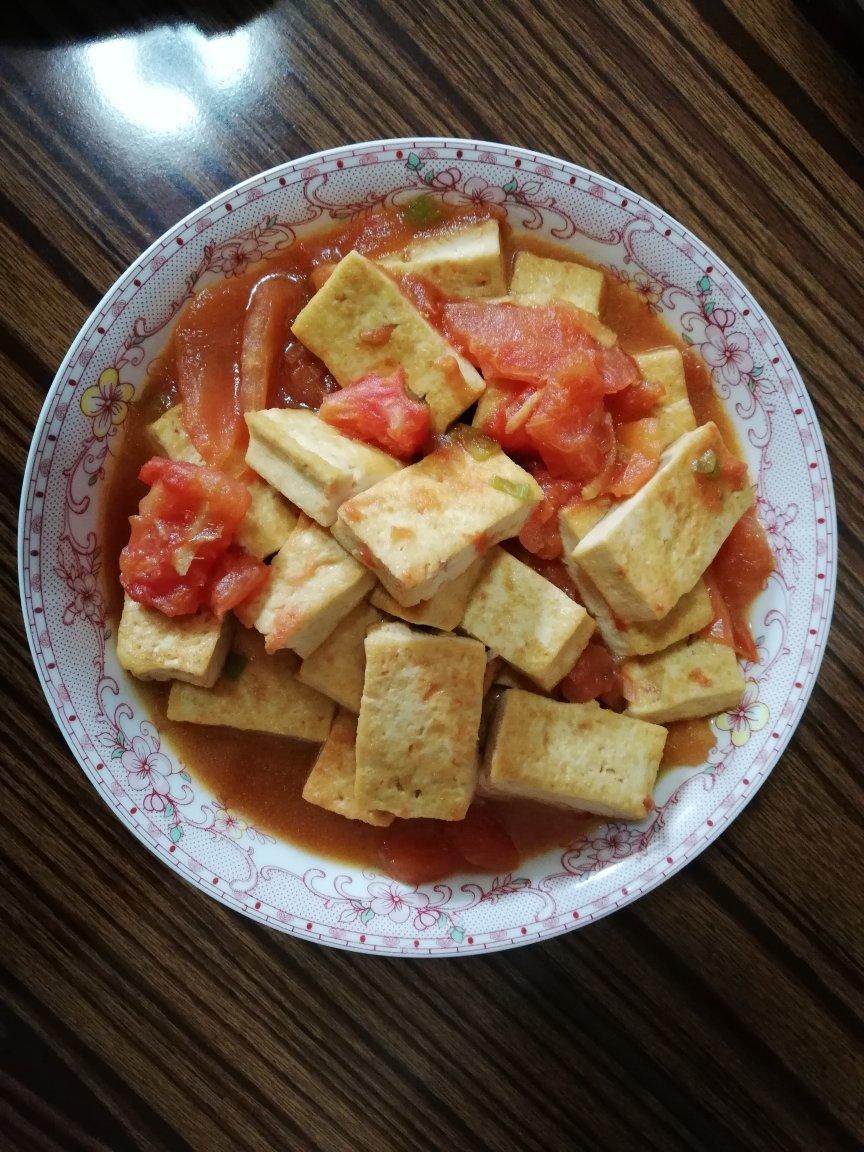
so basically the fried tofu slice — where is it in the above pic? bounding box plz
[572,423,754,622]
[369,555,485,631]
[508,251,605,315]
[116,596,230,687]
[244,408,401,527]
[296,601,385,712]
[379,219,506,298]
[559,500,714,658]
[148,404,296,558]
[461,549,595,691]
[291,250,485,432]
[332,442,542,606]
[302,710,393,825]
[238,515,375,657]
[481,689,666,819]
[622,638,745,724]
[634,347,696,451]
[355,623,486,820]
[166,629,334,740]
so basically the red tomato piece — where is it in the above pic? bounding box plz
[176,279,250,467]
[119,458,250,617]
[398,274,449,332]
[476,379,539,455]
[709,509,774,661]
[379,820,463,885]
[525,356,615,483]
[272,339,338,410]
[598,345,642,394]
[453,806,519,874]
[240,275,305,413]
[559,641,621,704]
[700,570,737,652]
[205,547,270,620]
[605,376,665,422]
[319,369,431,459]
[518,466,582,559]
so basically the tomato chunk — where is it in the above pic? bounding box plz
[206,547,270,620]
[525,356,614,483]
[379,820,463,885]
[176,279,250,467]
[120,458,250,616]
[476,379,540,455]
[559,640,621,703]
[319,369,431,459]
[452,806,519,873]
[518,467,582,559]
[605,375,664,422]
[700,569,737,651]
[709,509,774,661]
[240,275,305,412]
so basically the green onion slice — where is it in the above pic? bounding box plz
[491,476,532,500]
[691,449,718,475]
[448,424,501,460]
[401,194,442,228]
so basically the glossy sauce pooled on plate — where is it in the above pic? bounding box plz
[103,202,772,882]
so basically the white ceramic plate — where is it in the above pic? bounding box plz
[18,138,836,956]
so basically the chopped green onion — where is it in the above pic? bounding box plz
[448,423,501,460]
[401,194,443,228]
[491,476,532,500]
[222,652,248,681]
[691,449,718,475]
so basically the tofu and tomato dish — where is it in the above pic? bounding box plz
[106,198,773,883]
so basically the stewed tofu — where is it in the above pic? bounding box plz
[509,251,605,315]
[369,555,485,631]
[461,549,595,691]
[379,219,506,298]
[148,404,297,558]
[237,515,375,657]
[166,629,334,740]
[622,638,746,724]
[297,601,385,712]
[572,422,754,622]
[291,250,485,432]
[244,407,401,527]
[633,347,696,451]
[116,596,230,687]
[302,710,394,826]
[481,689,667,819]
[355,623,486,820]
[332,441,542,606]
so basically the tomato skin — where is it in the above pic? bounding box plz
[240,275,305,412]
[525,358,615,483]
[476,379,539,455]
[700,570,737,651]
[272,339,338,410]
[398,274,449,331]
[605,376,664,422]
[559,640,621,703]
[319,369,431,459]
[120,458,250,616]
[452,806,519,873]
[709,509,773,661]
[206,548,270,620]
[518,467,582,559]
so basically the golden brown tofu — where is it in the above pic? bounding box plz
[296,601,385,713]
[369,555,485,631]
[355,623,486,820]
[332,442,542,606]
[291,251,485,432]
[622,638,745,724]
[379,219,506,298]
[166,630,334,740]
[461,549,595,691]
[302,710,393,825]
[245,408,401,527]
[116,596,230,687]
[481,690,666,819]
[508,251,604,314]
[633,347,696,452]
[239,515,375,657]
[572,423,754,622]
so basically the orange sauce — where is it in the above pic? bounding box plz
[102,208,771,872]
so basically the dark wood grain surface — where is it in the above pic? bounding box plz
[1,2,862,1148]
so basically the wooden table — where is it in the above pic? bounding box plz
[2,2,862,1148]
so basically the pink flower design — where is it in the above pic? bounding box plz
[367,880,429,923]
[587,825,642,866]
[214,236,264,277]
[701,323,754,386]
[213,803,247,841]
[443,175,506,208]
[143,791,169,814]
[80,367,134,439]
[413,907,441,930]
[70,571,102,621]
[715,679,770,747]
[709,306,735,330]
[757,497,801,584]
[632,272,663,309]
[122,734,172,796]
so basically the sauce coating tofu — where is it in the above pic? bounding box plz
[481,689,666,819]
[116,596,230,687]
[148,404,297,558]
[508,251,604,315]
[633,347,696,451]
[166,630,334,740]
[559,500,714,658]
[461,549,595,691]
[297,601,385,712]
[355,623,486,820]
[379,219,506,298]
[238,515,375,657]
[291,250,485,432]
[332,443,542,606]
[369,555,485,631]
[572,422,754,622]
[302,710,393,826]
[622,638,745,724]
[244,407,401,527]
